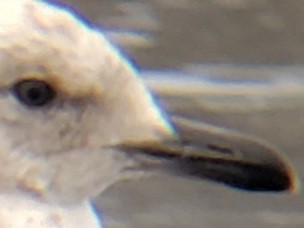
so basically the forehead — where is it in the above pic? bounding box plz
[0,0,119,99]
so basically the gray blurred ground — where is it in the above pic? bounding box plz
[53,1,304,227]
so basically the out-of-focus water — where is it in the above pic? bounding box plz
[54,0,304,69]
[53,1,304,227]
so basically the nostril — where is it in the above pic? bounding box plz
[206,144,234,155]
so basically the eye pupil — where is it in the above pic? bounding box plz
[28,87,42,101]
[12,80,56,107]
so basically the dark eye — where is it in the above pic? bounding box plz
[12,79,56,107]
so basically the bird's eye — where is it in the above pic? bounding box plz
[12,79,56,107]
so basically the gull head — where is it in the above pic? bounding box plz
[0,0,169,152]
[0,0,298,206]
[0,0,171,204]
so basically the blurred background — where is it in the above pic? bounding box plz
[51,1,304,227]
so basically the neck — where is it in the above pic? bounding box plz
[0,193,101,227]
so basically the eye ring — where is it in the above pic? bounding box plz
[12,79,56,107]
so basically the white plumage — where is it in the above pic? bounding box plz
[0,0,172,226]
[0,0,297,227]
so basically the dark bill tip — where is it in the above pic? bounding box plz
[175,156,298,192]
[172,116,299,193]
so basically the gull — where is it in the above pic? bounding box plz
[0,0,298,227]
